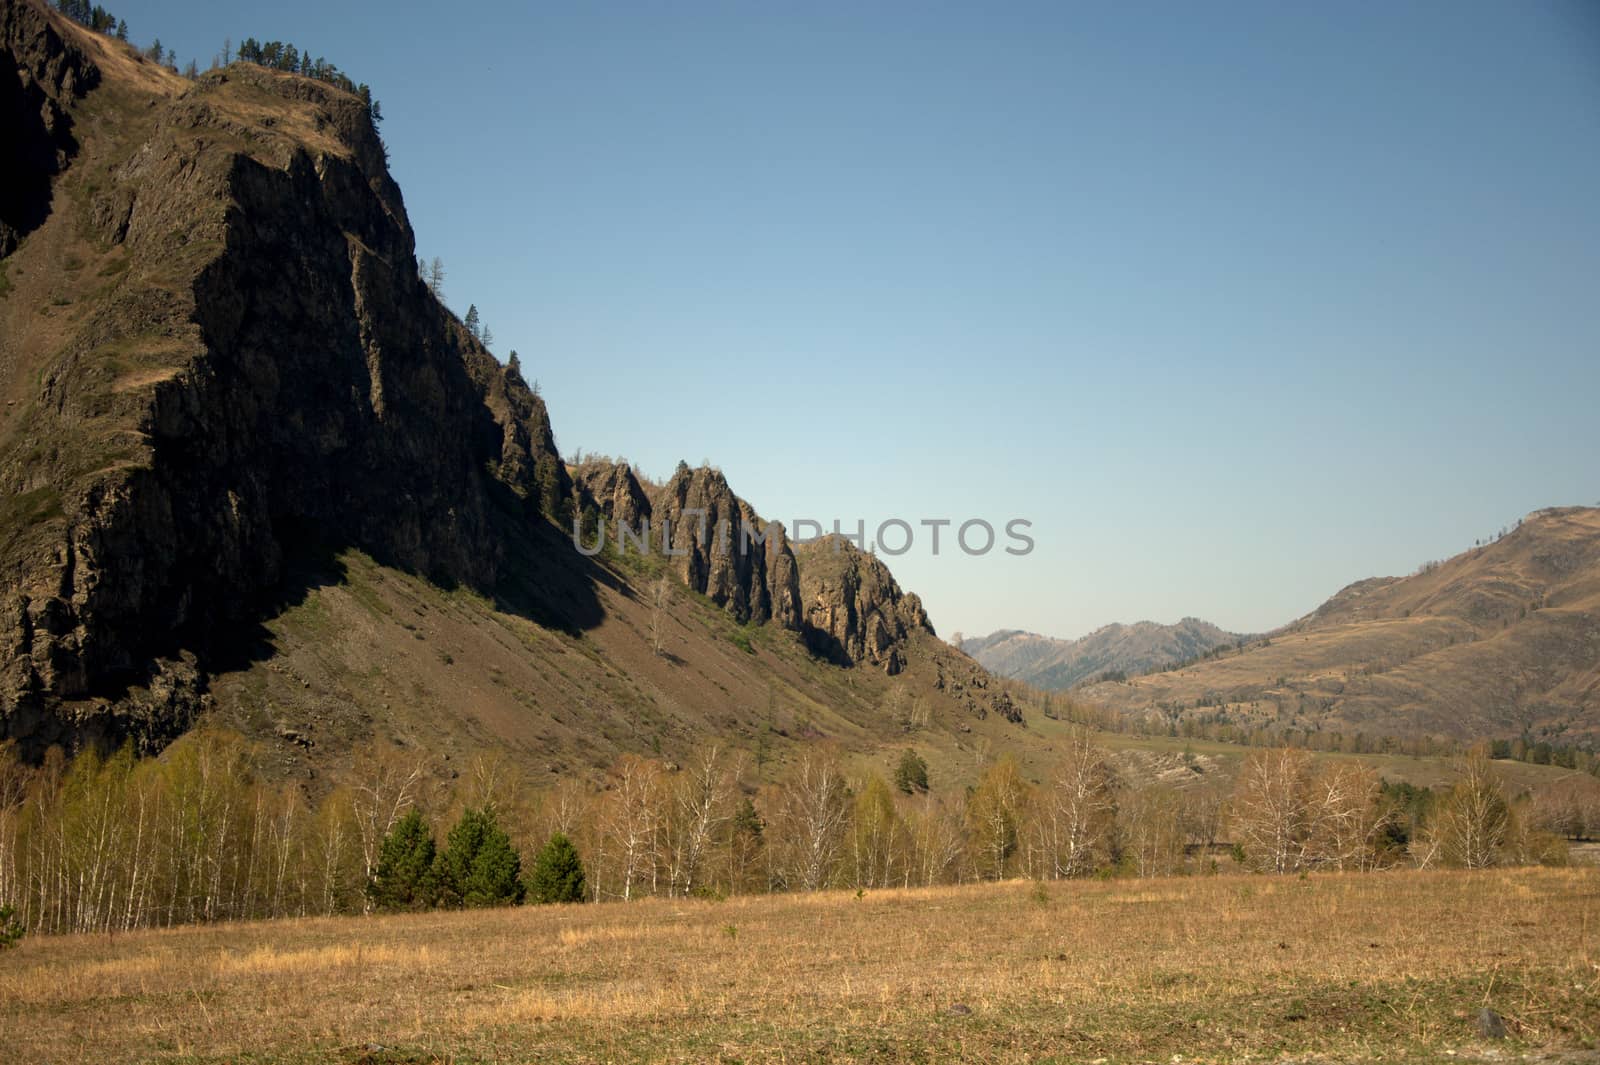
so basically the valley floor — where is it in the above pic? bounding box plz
[1,868,1597,1064]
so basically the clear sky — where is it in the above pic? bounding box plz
[124,1,1600,641]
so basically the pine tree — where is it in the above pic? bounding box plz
[116,19,128,42]
[434,807,524,908]
[480,325,494,350]
[464,304,481,341]
[366,809,437,911]
[894,749,929,794]
[0,905,23,950]
[527,832,587,904]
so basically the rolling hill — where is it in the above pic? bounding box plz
[1079,507,1600,746]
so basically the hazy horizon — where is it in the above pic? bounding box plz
[125,0,1600,640]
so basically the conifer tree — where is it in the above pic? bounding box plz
[434,807,524,908]
[366,809,437,911]
[464,304,481,342]
[527,832,587,904]
[894,749,929,794]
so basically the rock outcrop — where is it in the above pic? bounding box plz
[0,3,568,753]
[650,463,801,629]
[795,536,933,675]
[571,460,650,531]
[0,0,1019,756]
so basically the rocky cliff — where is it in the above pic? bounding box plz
[0,0,1016,759]
[650,463,802,629]
[0,1,568,753]
[795,536,933,675]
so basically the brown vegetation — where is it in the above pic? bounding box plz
[1,867,1596,1063]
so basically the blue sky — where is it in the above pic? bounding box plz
[126,1,1600,640]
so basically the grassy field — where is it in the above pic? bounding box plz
[2,868,1597,1064]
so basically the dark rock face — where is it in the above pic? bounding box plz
[651,463,801,628]
[795,536,932,675]
[571,461,650,531]
[0,0,95,255]
[0,14,568,754]
[0,1,1018,755]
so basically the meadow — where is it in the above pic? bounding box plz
[2,867,1596,1064]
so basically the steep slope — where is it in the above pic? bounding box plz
[0,1,1024,775]
[0,2,573,754]
[1080,507,1600,745]
[962,618,1247,689]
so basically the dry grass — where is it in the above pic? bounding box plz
[2,868,1596,1063]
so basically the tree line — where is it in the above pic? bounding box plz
[52,1,124,39]
[232,38,382,123]
[0,728,1588,939]
[50,1,384,126]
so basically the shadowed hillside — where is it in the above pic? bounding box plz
[0,0,1022,778]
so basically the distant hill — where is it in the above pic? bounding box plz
[961,618,1248,689]
[1079,507,1600,746]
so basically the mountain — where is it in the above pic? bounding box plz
[1079,507,1600,746]
[0,0,1023,774]
[962,618,1248,689]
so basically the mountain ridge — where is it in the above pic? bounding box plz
[1079,506,1600,745]
[962,617,1249,689]
[0,0,1024,771]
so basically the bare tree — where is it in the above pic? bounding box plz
[600,756,663,900]
[1304,762,1388,871]
[1035,726,1117,879]
[349,747,427,912]
[1429,746,1508,869]
[665,745,737,896]
[903,790,965,887]
[1119,785,1185,878]
[649,575,671,656]
[1231,747,1313,873]
[771,747,850,891]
